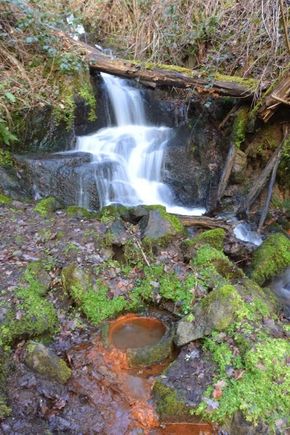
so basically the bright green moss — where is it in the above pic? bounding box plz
[232,107,249,149]
[0,395,11,419]
[251,233,290,285]
[130,265,196,314]
[97,205,129,224]
[197,337,290,429]
[193,245,227,267]
[34,197,59,217]
[0,271,57,347]
[0,193,12,205]
[147,205,184,233]
[66,206,97,219]
[214,73,257,89]
[183,228,225,254]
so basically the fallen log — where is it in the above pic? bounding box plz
[258,70,290,122]
[57,30,265,99]
[217,143,236,202]
[89,55,259,99]
[238,137,286,217]
[177,215,232,231]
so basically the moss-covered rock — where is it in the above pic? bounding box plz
[34,196,59,217]
[251,233,290,285]
[140,206,184,247]
[182,229,226,259]
[0,193,12,206]
[175,284,244,346]
[153,381,191,420]
[24,341,71,384]
[97,204,129,224]
[0,269,57,347]
[61,264,127,324]
[66,206,97,219]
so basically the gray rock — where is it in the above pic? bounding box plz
[175,285,241,346]
[24,341,71,384]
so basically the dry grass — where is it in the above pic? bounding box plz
[73,0,289,81]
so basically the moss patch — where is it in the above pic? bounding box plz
[0,193,12,205]
[251,233,290,285]
[34,197,59,217]
[182,229,225,258]
[0,270,57,348]
[197,336,290,429]
[66,206,97,219]
[232,107,249,149]
[0,149,13,168]
[153,381,191,420]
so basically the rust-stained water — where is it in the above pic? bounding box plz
[66,314,216,434]
[110,315,166,349]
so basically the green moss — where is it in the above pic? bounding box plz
[66,206,97,219]
[251,233,290,285]
[153,381,191,419]
[183,229,225,255]
[214,73,257,89]
[62,264,127,324]
[198,336,290,429]
[0,149,13,168]
[25,341,71,384]
[97,205,129,224]
[232,107,249,149]
[147,205,184,233]
[0,395,11,419]
[193,245,227,267]
[0,270,57,347]
[201,284,244,330]
[34,197,59,217]
[76,285,127,324]
[0,193,12,205]
[130,60,192,76]
[78,80,97,122]
[130,265,196,315]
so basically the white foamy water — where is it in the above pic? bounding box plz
[233,223,263,246]
[76,73,205,216]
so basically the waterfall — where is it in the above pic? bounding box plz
[76,73,205,216]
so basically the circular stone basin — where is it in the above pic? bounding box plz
[107,314,173,367]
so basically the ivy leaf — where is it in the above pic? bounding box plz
[4,92,16,103]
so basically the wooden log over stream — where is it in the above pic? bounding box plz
[177,215,232,231]
[86,52,261,99]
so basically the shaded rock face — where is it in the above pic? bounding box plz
[13,152,101,209]
[153,343,215,421]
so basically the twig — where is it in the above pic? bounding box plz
[279,0,290,54]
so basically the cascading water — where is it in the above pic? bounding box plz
[76,73,205,215]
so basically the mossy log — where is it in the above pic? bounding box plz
[259,71,290,122]
[62,33,260,99]
[177,215,231,231]
[88,55,258,98]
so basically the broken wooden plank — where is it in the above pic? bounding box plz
[177,215,232,231]
[258,71,290,122]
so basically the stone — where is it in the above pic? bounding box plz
[107,219,130,245]
[140,206,184,246]
[250,233,290,285]
[24,341,71,384]
[153,343,215,421]
[269,267,290,319]
[175,284,242,346]
[61,264,92,304]
[231,149,247,184]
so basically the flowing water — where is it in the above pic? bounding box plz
[76,73,205,216]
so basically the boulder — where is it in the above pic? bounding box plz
[140,206,184,246]
[175,285,242,346]
[153,343,215,421]
[251,233,290,285]
[24,341,71,384]
[231,149,247,184]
